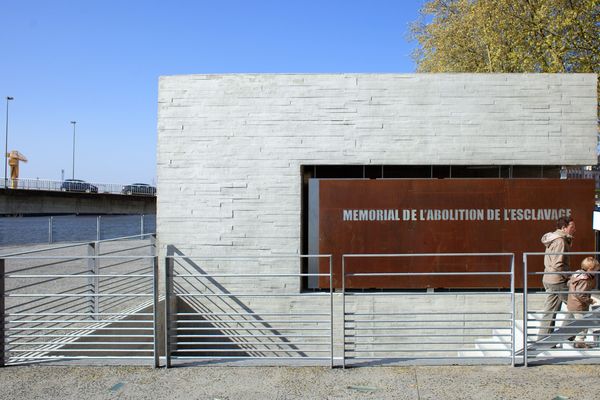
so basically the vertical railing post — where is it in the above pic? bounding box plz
[96,216,101,241]
[140,214,144,238]
[0,258,5,367]
[149,234,156,268]
[164,255,173,368]
[153,256,160,368]
[329,255,333,369]
[523,253,529,367]
[510,254,516,367]
[87,242,99,320]
[342,255,346,369]
[48,216,53,244]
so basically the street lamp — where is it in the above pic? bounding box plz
[71,121,76,179]
[4,96,14,188]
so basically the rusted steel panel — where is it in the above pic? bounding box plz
[311,179,594,289]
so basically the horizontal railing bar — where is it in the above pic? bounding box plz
[348,312,513,316]
[7,327,153,331]
[172,349,331,353]
[6,274,153,278]
[347,326,505,331]
[174,327,330,331]
[6,313,154,316]
[170,356,331,360]
[9,334,153,338]
[347,272,511,276]
[9,349,153,353]
[0,243,91,257]
[345,292,513,296]
[7,294,153,297]
[524,251,600,256]
[99,244,152,256]
[525,352,600,355]
[344,253,514,258]
[175,319,329,324]
[2,256,155,260]
[528,272,600,276]
[0,233,154,258]
[347,349,511,353]
[7,356,155,360]
[172,334,330,338]
[96,233,154,243]
[0,255,156,260]
[168,255,331,259]
[526,319,600,323]
[175,312,331,316]
[350,334,512,338]
[8,342,153,346]
[174,294,329,297]
[524,291,600,295]
[175,341,330,346]
[173,273,331,278]
[347,319,513,323]
[347,356,511,360]
[6,320,152,324]
[526,340,598,345]
[527,324,599,336]
[351,341,509,346]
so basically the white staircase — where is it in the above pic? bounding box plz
[458,304,600,361]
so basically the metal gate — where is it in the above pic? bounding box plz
[164,254,333,367]
[341,252,516,367]
[1,235,159,366]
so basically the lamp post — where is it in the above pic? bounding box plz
[4,96,14,188]
[70,121,76,179]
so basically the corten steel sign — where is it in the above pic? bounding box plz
[308,179,594,289]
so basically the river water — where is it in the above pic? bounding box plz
[0,214,156,246]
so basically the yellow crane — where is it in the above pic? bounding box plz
[7,150,27,189]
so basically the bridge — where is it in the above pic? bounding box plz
[0,188,156,215]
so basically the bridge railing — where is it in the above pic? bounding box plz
[1,178,155,196]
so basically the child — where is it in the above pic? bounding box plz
[567,257,600,349]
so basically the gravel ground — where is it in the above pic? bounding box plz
[1,364,599,400]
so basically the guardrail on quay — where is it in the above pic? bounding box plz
[3,247,600,368]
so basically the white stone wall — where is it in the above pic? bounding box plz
[157,73,597,258]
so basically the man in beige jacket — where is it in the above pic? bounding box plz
[539,216,576,336]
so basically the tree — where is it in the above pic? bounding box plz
[411,0,599,75]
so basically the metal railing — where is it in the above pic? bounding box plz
[523,251,600,366]
[1,235,158,366]
[0,215,156,247]
[1,178,156,196]
[341,253,516,368]
[164,254,333,367]
[6,245,600,368]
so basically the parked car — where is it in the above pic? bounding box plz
[60,179,98,193]
[121,183,156,196]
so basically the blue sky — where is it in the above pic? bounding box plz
[0,1,422,184]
